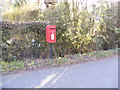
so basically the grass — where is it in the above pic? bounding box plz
[1,60,26,72]
[1,49,118,74]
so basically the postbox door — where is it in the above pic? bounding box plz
[46,25,56,43]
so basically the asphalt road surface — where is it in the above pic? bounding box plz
[1,55,118,88]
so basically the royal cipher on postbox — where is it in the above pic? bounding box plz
[46,25,56,43]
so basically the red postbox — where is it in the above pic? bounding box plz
[46,25,56,43]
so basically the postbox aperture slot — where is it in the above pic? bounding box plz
[49,27,56,29]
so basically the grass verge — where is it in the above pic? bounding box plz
[1,49,119,75]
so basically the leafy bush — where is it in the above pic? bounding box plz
[1,1,119,62]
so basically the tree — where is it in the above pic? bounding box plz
[44,2,73,57]
[97,2,118,50]
[2,1,44,22]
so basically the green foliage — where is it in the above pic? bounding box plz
[1,21,48,61]
[1,1,119,61]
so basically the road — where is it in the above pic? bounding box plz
[1,56,118,88]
